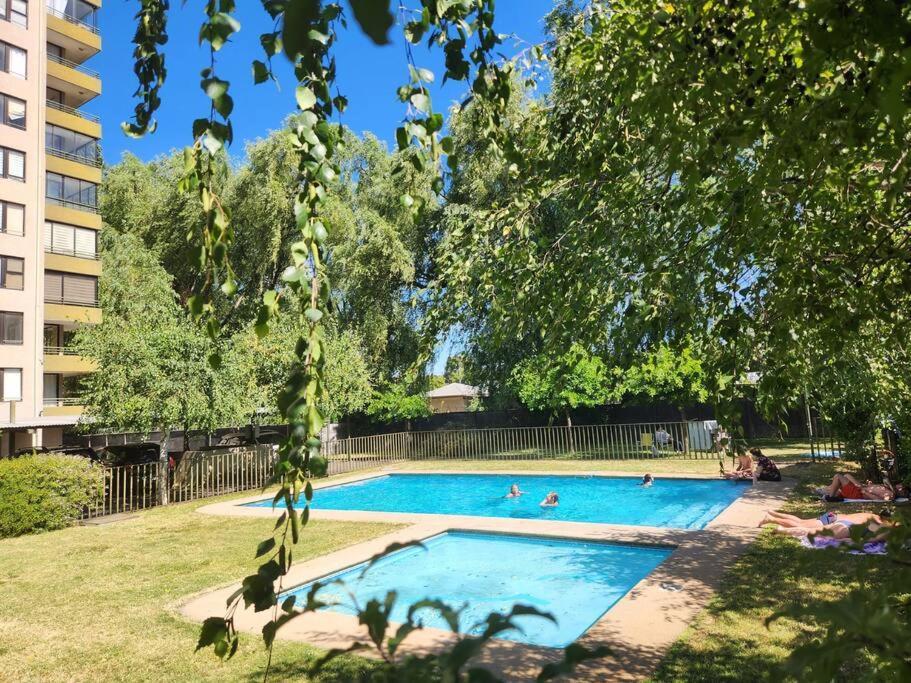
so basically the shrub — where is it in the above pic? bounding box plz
[0,454,103,538]
[307,455,328,478]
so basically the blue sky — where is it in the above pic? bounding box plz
[93,1,556,164]
[92,2,556,377]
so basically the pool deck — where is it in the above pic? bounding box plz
[182,470,791,681]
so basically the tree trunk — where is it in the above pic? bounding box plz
[158,428,170,506]
[565,410,575,454]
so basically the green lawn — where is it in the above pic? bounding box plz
[0,491,398,682]
[652,461,898,682]
[0,458,894,682]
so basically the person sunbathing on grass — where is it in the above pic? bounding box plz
[540,492,559,507]
[762,511,893,541]
[505,483,526,498]
[758,509,889,530]
[820,473,906,501]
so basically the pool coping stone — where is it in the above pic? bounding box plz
[182,469,792,681]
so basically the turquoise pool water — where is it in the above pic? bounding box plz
[247,473,748,529]
[282,531,672,647]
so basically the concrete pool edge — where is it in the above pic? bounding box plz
[183,471,792,681]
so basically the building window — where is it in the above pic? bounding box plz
[0,147,25,181]
[44,221,97,258]
[0,93,25,129]
[46,172,97,210]
[0,41,26,79]
[46,0,98,30]
[0,368,22,401]
[45,124,99,165]
[44,270,98,306]
[0,311,23,344]
[0,255,24,289]
[0,0,27,28]
[0,201,24,236]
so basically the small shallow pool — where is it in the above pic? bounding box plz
[281,531,672,648]
[246,473,748,529]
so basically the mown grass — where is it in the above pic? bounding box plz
[1,457,893,682]
[0,491,398,683]
[651,461,901,682]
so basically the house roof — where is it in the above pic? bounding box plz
[426,382,483,399]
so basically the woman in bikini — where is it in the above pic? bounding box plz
[758,509,887,530]
[760,510,892,540]
[724,449,753,480]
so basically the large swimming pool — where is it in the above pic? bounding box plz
[281,531,672,647]
[246,473,748,529]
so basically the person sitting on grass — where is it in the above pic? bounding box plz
[820,473,906,501]
[723,448,754,480]
[750,448,781,482]
[540,491,559,507]
[505,483,526,499]
[758,508,890,530]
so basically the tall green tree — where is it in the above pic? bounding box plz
[433,0,911,423]
[510,344,615,428]
[74,231,259,492]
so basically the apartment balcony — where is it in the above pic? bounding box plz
[44,300,101,325]
[46,150,102,184]
[46,5,101,59]
[46,53,101,108]
[43,346,96,373]
[42,397,85,417]
[44,199,101,230]
[46,100,102,138]
[44,251,101,276]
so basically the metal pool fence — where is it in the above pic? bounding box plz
[83,445,278,519]
[83,422,722,519]
[323,421,722,469]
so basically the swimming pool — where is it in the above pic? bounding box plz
[281,531,672,648]
[246,473,748,529]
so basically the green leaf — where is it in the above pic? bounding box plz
[282,0,321,58]
[255,537,276,558]
[252,60,269,84]
[410,93,431,113]
[196,617,228,652]
[348,0,394,45]
[296,86,317,110]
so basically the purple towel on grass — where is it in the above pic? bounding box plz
[799,536,887,555]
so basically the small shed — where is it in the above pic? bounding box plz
[426,383,483,414]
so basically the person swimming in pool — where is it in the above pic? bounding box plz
[640,473,654,487]
[505,483,526,498]
[540,492,559,507]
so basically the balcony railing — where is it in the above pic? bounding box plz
[44,244,99,260]
[44,294,99,308]
[47,145,102,168]
[45,195,99,214]
[43,397,83,406]
[46,4,99,35]
[46,99,100,124]
[44,345,82,356]
[47,52,100,79]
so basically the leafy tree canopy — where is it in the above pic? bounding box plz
[510,344,615,425]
